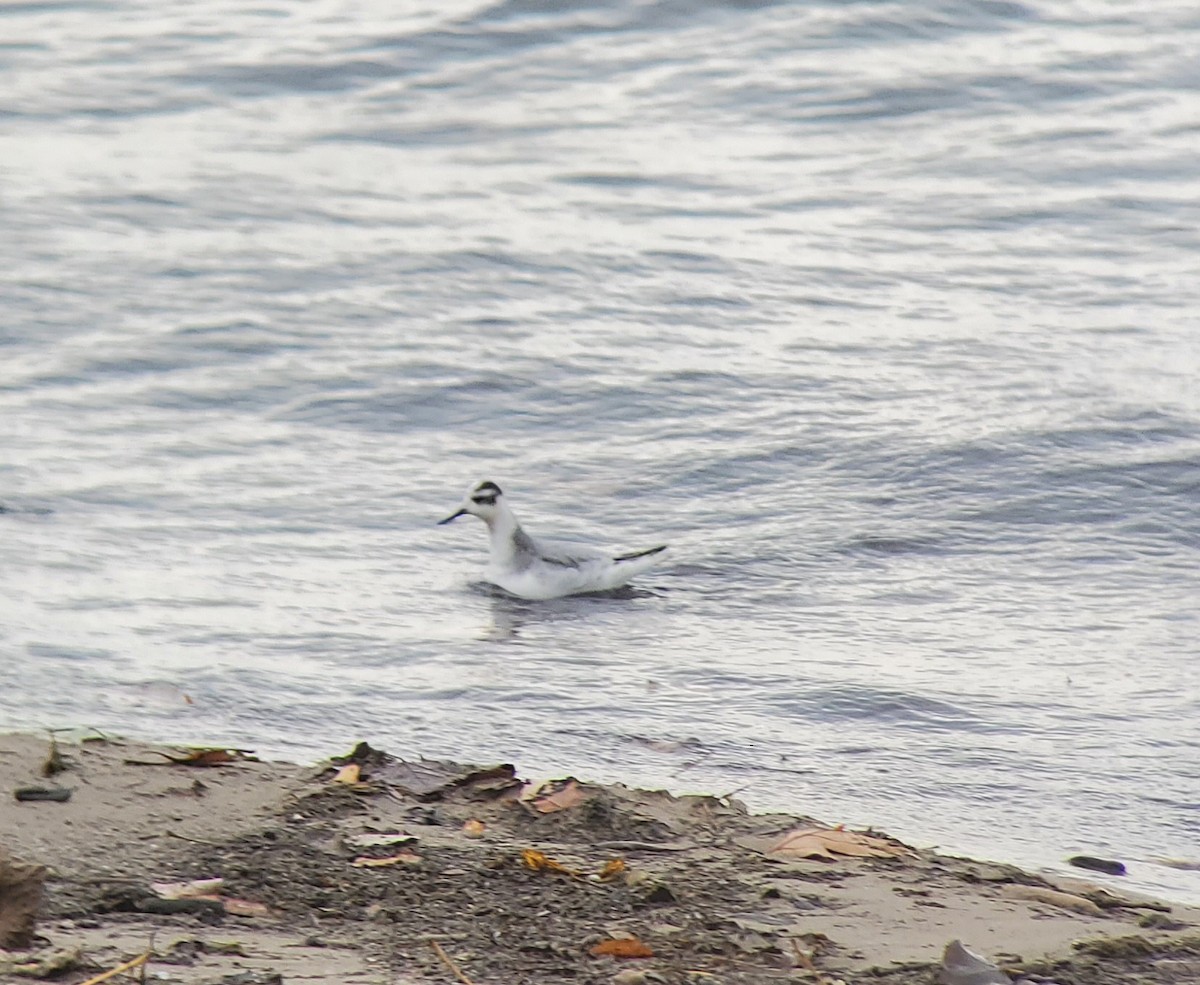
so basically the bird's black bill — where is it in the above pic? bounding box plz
[438,508,467,525]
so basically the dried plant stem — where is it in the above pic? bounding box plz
[428,939,476,985]
[77,951,151,985]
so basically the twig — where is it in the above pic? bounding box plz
[77,951,151,985]
[791,938,816,971]
[140,932,155,985]
[163,829,218,846]
[429,939,476,985]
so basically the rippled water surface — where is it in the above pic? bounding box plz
[3,0,1199,901]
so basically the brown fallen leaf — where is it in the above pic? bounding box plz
[221,897,273,918]
[521,849,580,878]
[590,937,654,959]
[351,851,422,868]
[151,877,225,900]
[521,778,589,814]
[598,858,627,881]
[769,825,915,861]
[333,763,361,784]
[172,748,249,766]
[127,747,256,767]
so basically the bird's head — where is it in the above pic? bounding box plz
[438,480,504,525]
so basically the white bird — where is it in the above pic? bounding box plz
[437,480,667,600]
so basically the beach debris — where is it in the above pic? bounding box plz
[151,877,225,899]
[462,818,486,838]
[788,933,838,978]
[1067,855,1126,876]
[1071,934,1157,958]
[637,882,677,905]
[76,950,151,985]
[1000,884,1104,916]
[138,896,226,918]
[215,973,281,985]
[351,851,421,868]
[0,947,82,980]
[598,858,627,881]
[41,732,69,776]
[146,878,272,918]
[590,937,655,959]
[769,825,915,861]
[344,832,416,850]
[1137,911,1188,930]
[521,848,581,878]
[521,777,589,813]
[329,742,518,800]
[0,849,46,948]
[429,939,477,985]
[161,938,248,963]
[332,763,361,784]
[221,898,274,918]
[938,939,1011,984]
[125,747,256,767]
[13,786,71,803]
[610,970,652,985]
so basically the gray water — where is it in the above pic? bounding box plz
[2,0,1199,903]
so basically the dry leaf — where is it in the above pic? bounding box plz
[590,937,654,959]
[161,748,254,767]
[351,851,421,868]
[769,826,914,861]
[462,819,486,838]
[221,897,273,918]
[598,859,627,881]
[1000,884,1104,916]
[521,849,579,877]
[333,763,361,784]
[521,778,589,814]
[151,878,225,900]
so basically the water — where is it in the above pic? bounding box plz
[3,0,1199,903]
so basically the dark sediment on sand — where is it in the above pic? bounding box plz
[1,731,1198,984]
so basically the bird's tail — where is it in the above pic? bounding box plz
[612,544,667,562]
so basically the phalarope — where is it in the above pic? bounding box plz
[438,480,667,600]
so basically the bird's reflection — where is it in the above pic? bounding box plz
[471,581,663,642]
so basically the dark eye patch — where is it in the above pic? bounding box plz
[471,494,497,506]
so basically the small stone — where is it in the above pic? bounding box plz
[612,970,647,985]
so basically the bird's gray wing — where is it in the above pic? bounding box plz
[529,535,608,569]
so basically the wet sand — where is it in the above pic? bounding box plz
[1,731,1198,984]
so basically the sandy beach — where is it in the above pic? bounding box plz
[1,730,1198,984]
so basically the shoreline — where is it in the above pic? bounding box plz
[2,729,1198,984]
